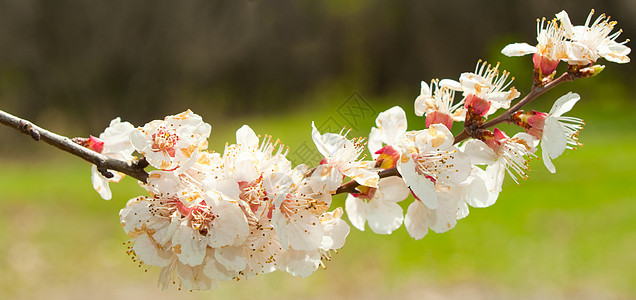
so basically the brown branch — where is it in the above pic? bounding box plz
[334,167,400,195]
[0,109,149,183]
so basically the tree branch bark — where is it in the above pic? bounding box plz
[0,109,149,183]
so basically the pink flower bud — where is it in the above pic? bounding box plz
[425,111,454,130]
[465,94,491,117]
[533,53,559,76]
[87,135,104,153]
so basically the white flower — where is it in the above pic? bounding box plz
[396,124,471,209]
[131,110,211,171]
[345,176,410,234]
[557,10,630,65]
[483,129,539,192]
[501,17,567,75]
[312,122,379,188]
[404,188,467,240]
[445,60,520,117]
[414,80,465,129]
[91,117,135,200]
[540,92,584,173]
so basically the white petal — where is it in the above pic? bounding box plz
[377,176,410,203]
[320,209,349,250]
[172,221,206,266]
[236,125,259,148]
[345,195,368,231]
[203,249,237,281]
[342,161,379,188]
[214,246,246,272]
[542,144,557,173]
[366,200,403,234]
[461,139,496,165]
[375,106,407,146]
[501,43,537,57]
[397,154,438,209]
[542,117,567,159]
[549,92,580,117]
[132,232,173,267]
[91,166,112,200]
[404,201,430,240]
[207,197,250,247]
[463,167,497,208]
[280,250,321,278]
[368,127,383,159]
[439,79,462,91]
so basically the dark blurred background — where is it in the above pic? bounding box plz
[0,0,634,137]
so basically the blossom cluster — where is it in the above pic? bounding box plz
[81,9,628,291]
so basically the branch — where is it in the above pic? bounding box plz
[453,71,575,144]
[0,109,149,183]
[334,167,400,195]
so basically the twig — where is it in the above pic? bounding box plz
[0,109,149,183]
[453,71,575,144]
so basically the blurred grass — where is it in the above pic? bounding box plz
[1,85,635,299]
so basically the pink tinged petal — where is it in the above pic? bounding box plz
[425,111,454,130]
[235,125,259,148]
[501,43,537,56]
[542,117,567,159]
[172,222,206,266]
[549,92,580,117]
[280,250,321,278]
[345,195,368,231]
[368,127,383,159]
[132,232,173,267]
[214,246,247,272]
[366,200,403,234]
[375,106,407,146]
[397,155,438,209]
[404,201,430,240]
